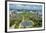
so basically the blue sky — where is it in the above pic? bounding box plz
[9,4,42,11]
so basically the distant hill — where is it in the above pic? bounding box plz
[9,4,42,12]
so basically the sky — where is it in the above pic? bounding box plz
[9,4,42,11]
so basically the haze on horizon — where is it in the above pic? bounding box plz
[9,4,42,11]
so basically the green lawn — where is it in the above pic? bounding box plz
[9,11,42,29]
